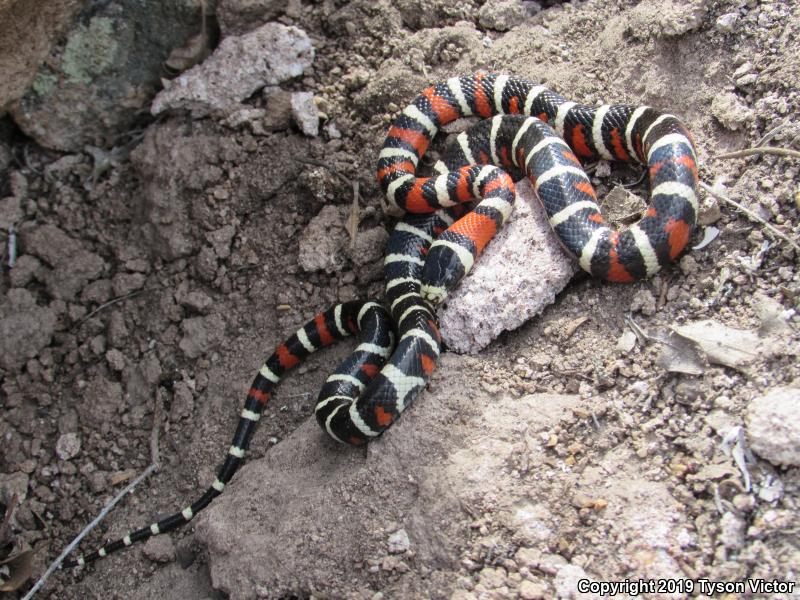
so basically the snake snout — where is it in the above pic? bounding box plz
[421,245,467,305]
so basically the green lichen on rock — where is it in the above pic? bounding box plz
[61,16,119,85]
[31,72,58,97]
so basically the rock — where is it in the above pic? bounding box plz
[629,289,656,316]
[679,254,698,276]
[223,107,267,133]
[616,330,637,353]
[519,579,547,600]
[263,87,293,131]
[718,511,745,549]
[131,120,233,261]
[298,205,349,273]
[179,314,226,359]
[170,381,195,421]
[10,0,204,151]
[21,224,105,301]
[8,254,42,288]
[111,272,146,296]
[123,355,163,408]
[152,23,314,118]
[627,0,709,39]
[478,0,527,31]
[553,565,593,599]
[78,376,124,429]
[0,289,57,371]
[324,122,342,139]
[0,141,10,174]
[217,0,289,36]
[711,92,754,131]
[746,387,800,466]
[81,279,113,304]
[87,472,107,494]
[180,290,214,314]
[348,227,389,268]
[715,12,739,33]
[55,432,82,460]
[0,472,30,502]
[327,0,403,41]
[290,91,319,136]
[207,224,237,259]
[106,348,127,372]
[143,535,177,563]
[439,180,577,354]
[0,194,22,229]
[195,246,219,282]
[753,293,791,335]
[0,0,82,112]
[393,0,477,30]
[194,383,582,599]
[387,529,410,554]
[475,566,508,593]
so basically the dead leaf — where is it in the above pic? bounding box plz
[0,493,18,551]
[163,0,216,75]
[165,31,213,74]
[0,547,35,592]
[109,469,138,486]
[563,316,589,338]
[656,330,706,375]
[672,319,775,369]
[689,462,739,482]
[692,226,720,250]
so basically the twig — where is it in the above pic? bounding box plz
[7,225,16,268]
[23,392,163,598]
[75,289,148,328]
[699,181,800,252]
[624,314,655,344]
[714,146,800,160]
[755,121,792,146]
[346,181,361,247]
[150,389,163,469]
[21,464,157,599]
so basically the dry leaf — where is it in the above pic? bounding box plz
[345,182,361,246]
[0,548,35,592]
[563,316,589,338]
[110,469,138,486]
[164,0,216,75]
[656,330,706,375]
[672,319,775,370]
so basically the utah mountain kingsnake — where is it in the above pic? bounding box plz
[64,73,698,567]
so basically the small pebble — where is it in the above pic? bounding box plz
[387,528,410,554]
[55,432,82,460]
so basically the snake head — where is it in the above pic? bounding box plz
[420,244,467,306]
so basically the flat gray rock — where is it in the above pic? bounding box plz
[194,355,583,599]
[152,22,314,117]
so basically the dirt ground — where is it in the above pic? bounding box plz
[1,0,799,598]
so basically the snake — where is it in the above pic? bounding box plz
[378,72,699,304]
[63,73,698,567]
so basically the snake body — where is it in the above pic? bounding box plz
[377,73,699,302]
[64,73,698,567]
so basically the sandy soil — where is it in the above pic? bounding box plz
[1,0,799,598]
